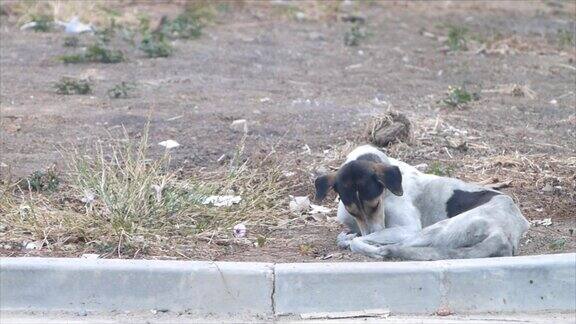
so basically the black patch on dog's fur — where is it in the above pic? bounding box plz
[446,190,501,218]
[356,153,382,163]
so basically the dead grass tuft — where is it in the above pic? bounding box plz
[1,126,298,258]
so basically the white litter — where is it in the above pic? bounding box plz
[309,204,331,214]
[158,140,180,149]
[81,254,100,259]
[259,97,271,103]
[300,309,390,320]
[203,195,242,207]
[81,190,96,204]
[233,223,247,238]
[530,218,552,227]
[20,21,39,30]
[24,241,40,250]
[289,196,331,215]
[230,119,248,133]
[289,196,311,214]
[56,17,93,34]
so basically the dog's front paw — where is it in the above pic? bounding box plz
[376,246,394,259]
[337,232,357,249]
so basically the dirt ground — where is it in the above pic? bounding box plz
[0,1,575,262]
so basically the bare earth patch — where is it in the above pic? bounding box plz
[1,1,574,262]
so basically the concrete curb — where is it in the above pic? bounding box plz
[1,254,575,316]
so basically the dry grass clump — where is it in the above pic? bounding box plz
[0,127,296,258]
[365,111,412,147]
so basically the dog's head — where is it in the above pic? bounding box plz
[314,160,403,235]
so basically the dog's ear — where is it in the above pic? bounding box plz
[314,173,337,201]
[374,165,403,196]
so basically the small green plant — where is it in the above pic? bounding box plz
[139,34,173,58]
[446,25,468,51]
[63,36,80,48]
[94,18,117,44]
[159,5,214,39]
[428,162,454,177]
[344,24,366,46]
[59,44,125,64]
[107,82,135,99]
[549,238,566,251]
[442,86,479,108]
[27,14,54,32]
[55,77,92,95]
[557,29,574,48]
[22,170,60,191]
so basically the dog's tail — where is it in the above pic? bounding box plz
[382,234,512,261]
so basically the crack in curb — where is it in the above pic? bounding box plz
[270,263,276,316]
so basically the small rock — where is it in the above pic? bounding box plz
[436,307,453,316]
[230,119,248,133]
[549,99,558,105]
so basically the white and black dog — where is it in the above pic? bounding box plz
[315,145,530,261]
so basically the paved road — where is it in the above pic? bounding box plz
[1,311,574,324]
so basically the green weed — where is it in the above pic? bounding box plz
[54,77,92,95]
[344,24,367,46]
[446,25,468,51]
[22,170,60,192]
[428,162,454,177]
[442,86,479,108]
[139,34,173,58]
[27,14,53,32]
[59,44,125,64]
[63,36,80,48]
[107,82,135,99]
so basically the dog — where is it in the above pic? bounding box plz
[314,145,529,260]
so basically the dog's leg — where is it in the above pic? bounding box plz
[377,232,512,261]
[336,201,360,234]
[348,227,419,257]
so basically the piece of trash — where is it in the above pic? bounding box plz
[217,154,227,163]
[233,223,247,238]
[259,97,271,103]
[309,204,331,214]
[20,21,40,31]
[81,190,96,204]
[24,241,41,250]
[289,196,311,214]
[81,254,100,259]
[283,171,296,178]
[166,115,183,121]
[230,119,248,133]
[55,17,93,34]
[366,111,412,147]
[300,309,390,320]
[203,195,242,207]
[302,144,312,155]
[158,140,180,149]
[549,99,558,105]
[531,218,552,227]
